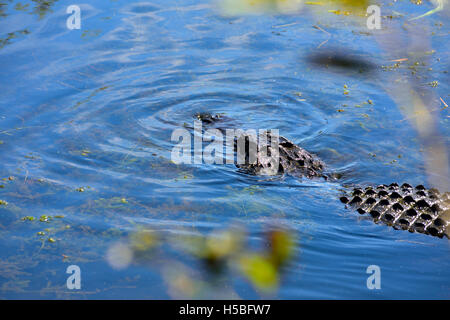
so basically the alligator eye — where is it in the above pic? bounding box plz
[401,183,412,189]
[378,190,389,197]
[369,210,380,218]
[340,196,349,204]
[406,208,417,217]
[392,203,403,211]
[357,208,366,214]
[415,185,426,191]
[415,199,430,210]
[403,195,415,204]
[350,196,362,204]
[389,192,402,199]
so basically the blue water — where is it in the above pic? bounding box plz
[0,0,449,299]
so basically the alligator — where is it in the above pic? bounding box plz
[193,113,450,239]
[235,133,326,179]
[340,184,449,239]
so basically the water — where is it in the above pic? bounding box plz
[0,0,449,299]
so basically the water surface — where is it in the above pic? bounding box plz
[0,0,449,299]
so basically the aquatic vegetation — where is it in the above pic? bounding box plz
[0,2,7,18]
[0,29,30,49]
[0,0,59,20]
[221,0,370,15]
[30,0,59,19]
[108,226,297,295]
[39,215,50,222]
[72,86,111,109]
[428,80,439,87]
[75,187,90,192]
[81,29,102,39]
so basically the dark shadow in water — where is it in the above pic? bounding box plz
[306,48,376,75]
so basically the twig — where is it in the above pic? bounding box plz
[440,97,448,110]
[313,25,331,48]
[272,22,299,29]
[390,58,408,62]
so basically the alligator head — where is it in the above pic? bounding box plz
[235,132,326,179]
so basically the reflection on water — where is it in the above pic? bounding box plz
[0,0,449,299]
